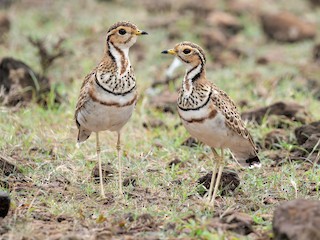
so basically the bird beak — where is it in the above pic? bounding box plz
[135,30,148,35]
[161,49,176,55]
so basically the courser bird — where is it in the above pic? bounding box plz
[75,21,147,198]
[161,42,260,207]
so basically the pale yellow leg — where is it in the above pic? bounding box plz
[207,148,219,202]
[117,132,123,195]
[210,149,224,207]
[96,132,106,198]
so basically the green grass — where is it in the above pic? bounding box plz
[1,0,320,239]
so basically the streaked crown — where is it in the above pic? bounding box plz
[162,41,206,66]
[106,21,148,48]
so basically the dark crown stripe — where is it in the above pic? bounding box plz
[107,21,137,33]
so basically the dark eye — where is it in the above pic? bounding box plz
[183,49,191,54]
[119,29,126,35]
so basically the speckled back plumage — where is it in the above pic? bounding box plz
[74,21,144,143]
[171,42,260,167]
[210,83,256,149]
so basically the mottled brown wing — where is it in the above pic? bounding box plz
[210,84,256,150]
[74,68,97,128]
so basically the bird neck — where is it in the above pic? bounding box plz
[104,40,130,76]
[183,63,206,96]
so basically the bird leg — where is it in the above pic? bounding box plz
[210,149,224,207]
[207,148,219,202]
[117,132,123,195]
[96,132,106,198]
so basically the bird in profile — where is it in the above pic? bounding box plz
[75,21,148,198]
[161,42,260,207]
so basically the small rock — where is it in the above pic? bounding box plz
[171,179,182,185]
[313,43,320,63]
[207,11,243,36]
[167,158,183,168]
[227,0,260,15]
[181,137,201,148]
[273,199,320,240]
[261,12,316,42]
[56,214,73,223]
[142,119,166,129]
[301,133,320,152]
[264,129,287,149]
[200,29,227,57]
[241,101,308,125]
[209,211,253,235]
[142,0,173,13]
[263,196,282,205]
[178,0,215,18]
[309,0,320,7]
[267,150,288,166]
[0,191,10,218]
[197,169,240,196]
[223,211,253,235]
[150,90,178,114]
[0,57,62,107]
[0,155,21,176]
[92,163,113,183]
[255,48,286,65]
[295,121,320,145]
[122,177,137,187]
[0,14,10,42]
[0,0,13,8]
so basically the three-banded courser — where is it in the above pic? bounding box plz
[162,42,260,208]
[75,21,147,198]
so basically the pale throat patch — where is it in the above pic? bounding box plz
[183,64,202,97]
[109,42,131,76]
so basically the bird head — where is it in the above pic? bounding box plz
[106,21,148,49]
[161,41,206,69]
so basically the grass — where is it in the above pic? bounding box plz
[1,0,320,239]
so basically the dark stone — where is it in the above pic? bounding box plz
[241,101,307,125]
[0,57,62,107]
[273,199,320,240]
[0,191,10,218]
[167,158,182,168]
[92,163,113,183]
[301,133,320,152]
[150,91,178,114]
[181,137,201,148]
[313,43,320,63]
[264,129,288,149]
[122,177,137,187]
[261,12,316,42]
[294,121,320,145]
[0,155,21,176]
[207,11,243,37]
[197,169,240,196]
[142,119,166,129]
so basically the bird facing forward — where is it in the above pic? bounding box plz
[75,21,147,198]
[162,42,260,207]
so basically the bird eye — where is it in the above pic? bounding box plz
[183,49,191,54]
[119,29,126,35]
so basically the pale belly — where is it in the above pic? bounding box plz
[178,105,244,149]
[182,113,231,149]
[77,93,136,132]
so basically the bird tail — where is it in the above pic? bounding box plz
[232,150,261,168]
[77,127,91,143]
